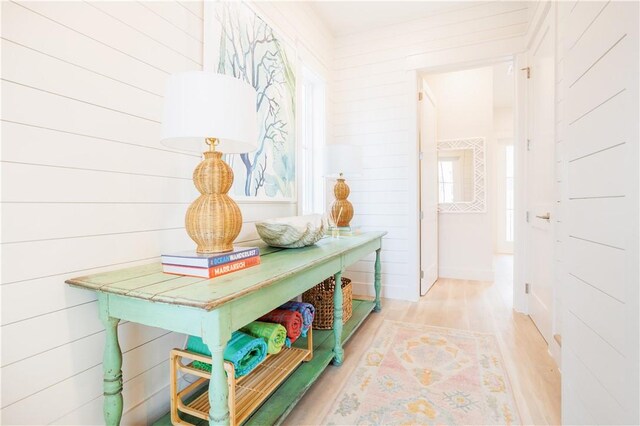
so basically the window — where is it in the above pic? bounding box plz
[299,65,326,215]
[505,145,514,242]
[438,160,455,203]
[496,140,514,253]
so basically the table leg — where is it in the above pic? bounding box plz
[374,248,382,312]
[101,316,123,426]
[203,319,231,425]
[332,270,344,366]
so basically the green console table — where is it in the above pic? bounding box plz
[66,231,386,426]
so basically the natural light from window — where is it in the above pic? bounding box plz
[438,160,455,203]
[300,65,326,215]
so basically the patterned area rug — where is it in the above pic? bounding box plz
[324,321,521,425]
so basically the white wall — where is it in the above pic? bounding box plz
[557,1,639,424]
[425,67,496,281]
[494,108,514,138]
[331,2,529,300]
[0,1,331,424]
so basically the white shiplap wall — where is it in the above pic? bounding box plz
[0,1,332,424]
[560,1,639,424]
[550,0,570,369]
[331,2,530,300]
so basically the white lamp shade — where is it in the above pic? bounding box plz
[161,71,258,153]
[324,144,363,178]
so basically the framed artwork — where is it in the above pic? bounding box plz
[205,2,297,201]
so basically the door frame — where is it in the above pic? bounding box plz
[513,51,529,314]
[514,1,556,315]
[417,79,439,296]
[522,4,557,347]
[408,54,526,308]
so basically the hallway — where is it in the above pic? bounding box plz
[287,258,561,425]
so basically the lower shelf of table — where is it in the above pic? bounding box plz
[154,298,376,426]
[181,347,310,424]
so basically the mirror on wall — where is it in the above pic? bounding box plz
[438,148,474,203]
[438,137,486,213]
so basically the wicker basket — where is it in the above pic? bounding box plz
[302,276,353,329]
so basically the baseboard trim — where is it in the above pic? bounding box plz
[350,281,418,302]
[438,267,494,282]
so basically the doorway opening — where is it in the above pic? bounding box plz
[418,60,516,303]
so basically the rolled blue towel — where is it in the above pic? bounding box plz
[186,331,267,378]
[279,301,315,337]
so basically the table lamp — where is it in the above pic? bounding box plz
[324,144,363,228]
[161,71,258,253]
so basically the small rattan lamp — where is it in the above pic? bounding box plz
[324,144,363,228]
[161,71,258,253]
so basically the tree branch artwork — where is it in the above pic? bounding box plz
[214,3,296,199]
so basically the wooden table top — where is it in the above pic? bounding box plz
[66,232,386,310]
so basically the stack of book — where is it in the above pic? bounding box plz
[161,247,260,278]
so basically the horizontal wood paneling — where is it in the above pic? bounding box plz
[1,201,288,244]
[2,81,164,151]
[2,39,163,122]
[565,2,626,85]
[562,1,639,423]
[2,330,183,424]
[566,236,625,302]
[87,1,202,63]
[1,162,197,203]
[1,0,328,423]
[2,121,200,179]
[566,274,624,352]
[564,1,606,49]
[2,229,192,284]
[2,322,171,408]
[1,203,186,244]
[1,259,159,327]
[17,1,201,72]
[568,89,630,161]
[568,143,626,198]
[334,2,526,51]
[567,197,626,249]
[2,301,103,368]
[332,71,405,93]
[1,1,167,94]
[563,347,624,425]
[565,311,626,406]
[331,1,528,298]
[140,2,203,42]
[562,381,595,425]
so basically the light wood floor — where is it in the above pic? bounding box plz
[285,256,561,425]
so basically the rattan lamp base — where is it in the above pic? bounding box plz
[330,178,354,227]
[186,144,242,254]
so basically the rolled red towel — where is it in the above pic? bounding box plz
[259,309,303,343]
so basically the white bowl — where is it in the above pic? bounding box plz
[255,215,326,248]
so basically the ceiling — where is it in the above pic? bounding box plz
[309,1,475,36]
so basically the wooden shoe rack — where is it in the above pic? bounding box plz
[169,329,313,425]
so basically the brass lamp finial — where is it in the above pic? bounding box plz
[205,138,219,151]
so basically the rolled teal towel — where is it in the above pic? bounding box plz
[186,331,267,378]
[279,301,315,337]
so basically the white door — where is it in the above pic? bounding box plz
[525,10,555,344]
[419,84,438,295]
